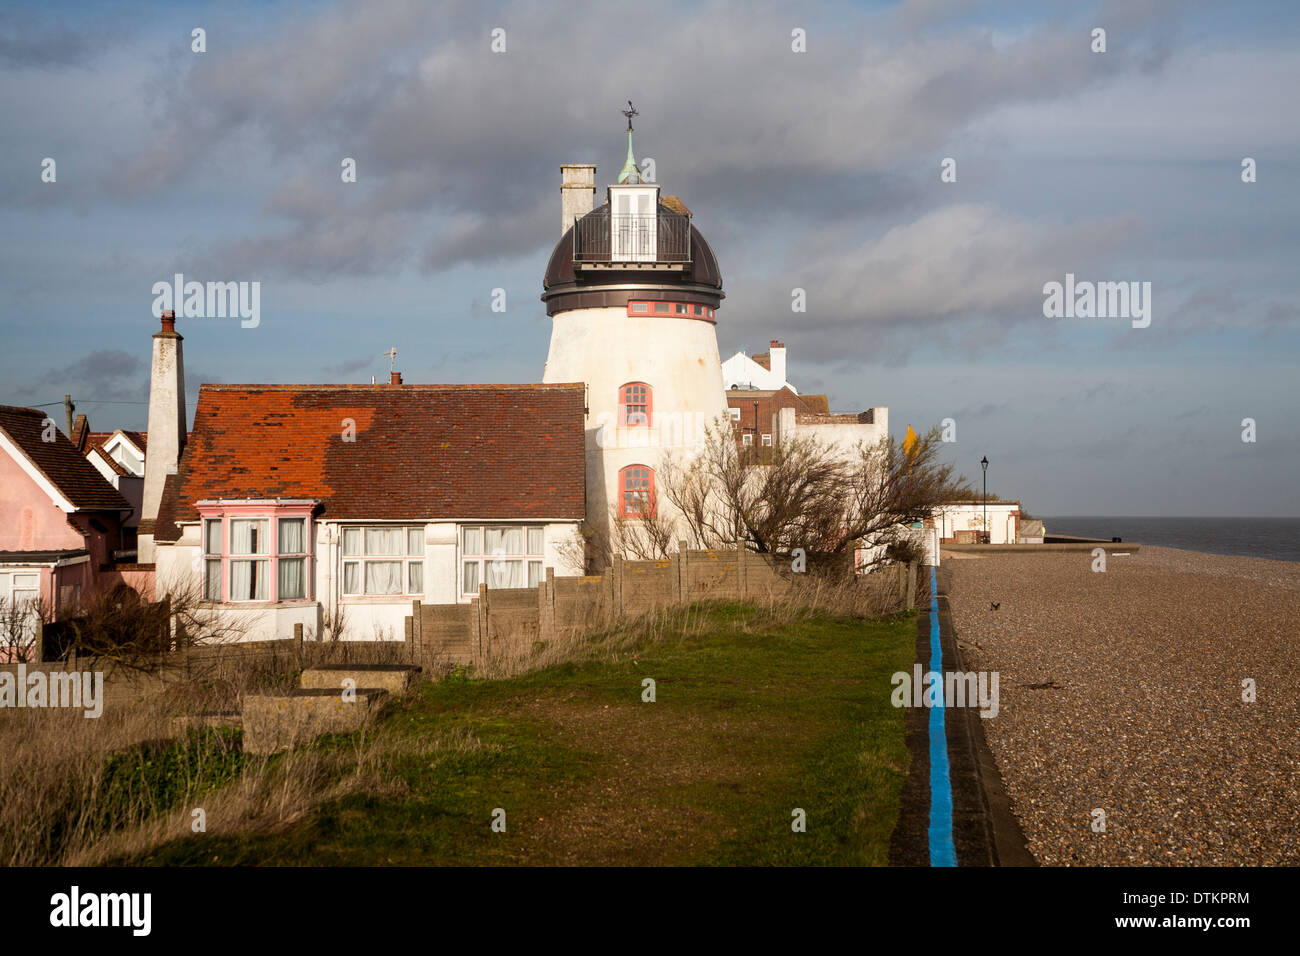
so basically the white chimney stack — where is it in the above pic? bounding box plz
[561,164,596,235]
[768,340,787,389]
[137,309,186,564]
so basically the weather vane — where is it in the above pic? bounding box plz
[621,100,638,132]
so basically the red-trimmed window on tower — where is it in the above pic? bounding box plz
[619,382,652,426]
[619,464,656,518]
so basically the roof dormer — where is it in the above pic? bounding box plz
[608,181,660,262]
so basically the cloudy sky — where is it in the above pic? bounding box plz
[2,0,1296,516]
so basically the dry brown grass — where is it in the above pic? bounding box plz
[0,565,911,866]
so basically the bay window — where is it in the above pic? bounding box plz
[203,519,222,602]
[278,518,307,600]
[197,501,316,604]
[229,518,269,602]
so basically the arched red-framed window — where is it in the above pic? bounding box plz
[618,464,656,518]
[619,382,652,427]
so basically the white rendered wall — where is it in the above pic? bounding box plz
[543,305,729,549]
[153,517,586,642]
[933,503,1020,544]
[721,351,794,393]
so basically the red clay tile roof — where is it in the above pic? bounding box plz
[119,430,147,453]
[154,384,587,541]
[88,430,147,453]
[0,406,132,511]
[88,443,129,477]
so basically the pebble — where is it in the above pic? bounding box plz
[945,545,1300,865]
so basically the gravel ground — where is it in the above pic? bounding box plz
[945,545,1300,865]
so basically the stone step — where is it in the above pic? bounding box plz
[298,663,422,696]
[168,711,241,735]
[242,688,388,754]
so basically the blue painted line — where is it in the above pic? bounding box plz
[928,564,957,867]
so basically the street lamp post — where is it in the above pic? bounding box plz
[980,456,989,545]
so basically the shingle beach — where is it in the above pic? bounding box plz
[946,545,1300,865]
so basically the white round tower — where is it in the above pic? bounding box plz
[542,120,728,562]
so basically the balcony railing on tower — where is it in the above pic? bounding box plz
[572,208,692,263]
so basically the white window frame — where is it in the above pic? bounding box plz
[728,407,741,421]
[742,433,754,447]
[0,570,41,648]
[761,433,772,447]
[460,525,545,596]
[341,525,425,597]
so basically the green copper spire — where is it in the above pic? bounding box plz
[617,101,641,184]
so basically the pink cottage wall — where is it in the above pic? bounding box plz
[0,452,84,552]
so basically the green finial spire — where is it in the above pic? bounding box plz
[617,101,640,184]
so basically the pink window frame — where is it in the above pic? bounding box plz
[619,381,652,427]
[196,501,315,604]
[618,464,656,518]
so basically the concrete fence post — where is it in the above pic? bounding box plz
[34,620,45,663]
[540,568,556,642]
[477,583,488,661]
[412,600,422,661]
[681,538,691,606]
[613,555,625,618]
[737,539,747,597]
[905,562,917,611]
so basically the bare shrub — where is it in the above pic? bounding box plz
[0,595,40,663]
[659,422,969,571]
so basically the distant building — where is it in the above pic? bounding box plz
[70,416,148,542]
[0,405,142,651]
[724,340,888,457]
[722,340,795,393]
[929,500,1023,545]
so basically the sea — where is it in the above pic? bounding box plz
[1041,517,1300,564]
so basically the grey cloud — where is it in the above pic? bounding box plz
[0,16,94,69]
[20,349,146,403]
[723,202,1137,362]
[322,356,379,378]
[102,0,1186,278]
